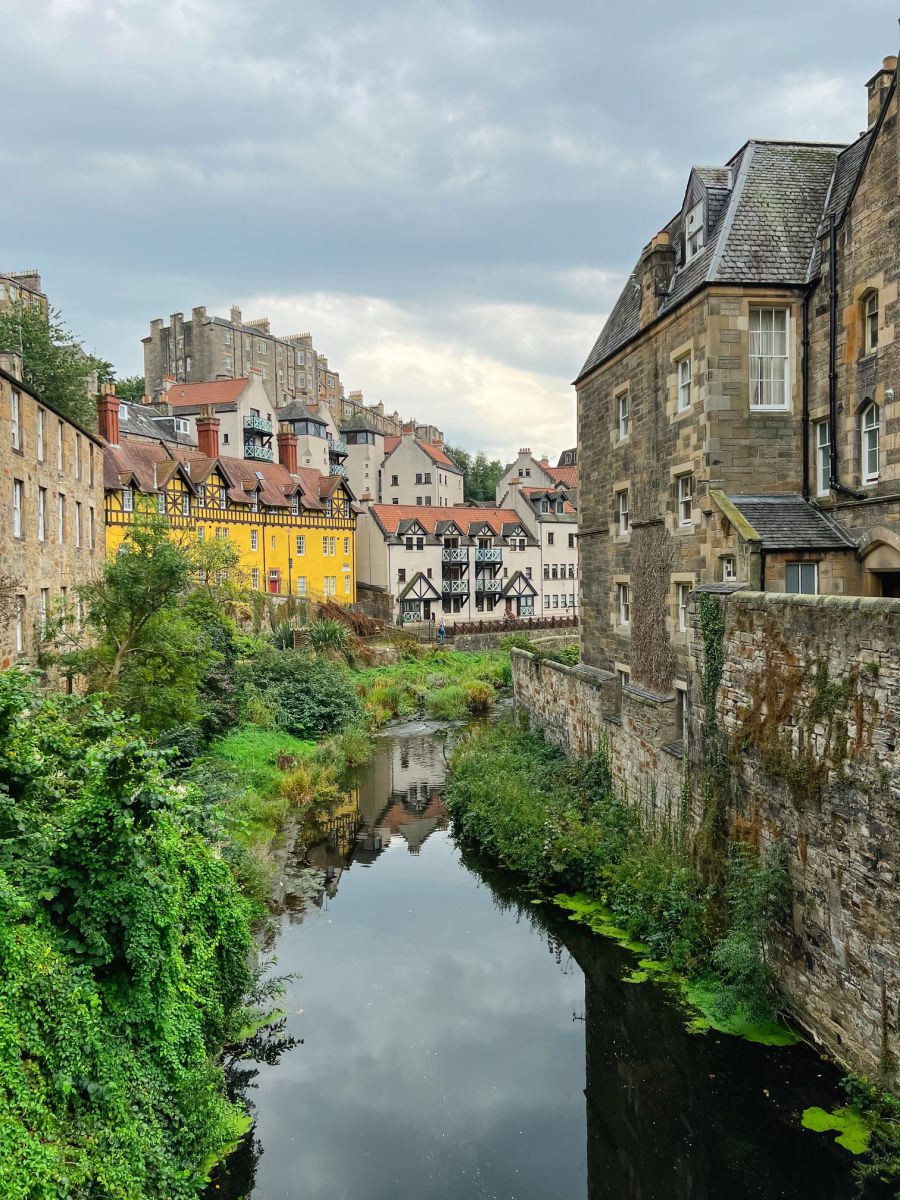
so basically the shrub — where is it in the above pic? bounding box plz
[464,680,495,714]
[281,761,339,809]
[243,649,362,739]
[426,684,469,720]
[301,618,351,656]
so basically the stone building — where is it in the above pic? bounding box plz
[0,352,105,667]
[380,432,463,508]
[0,269,47,313]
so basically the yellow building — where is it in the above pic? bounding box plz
[100,398,356,601]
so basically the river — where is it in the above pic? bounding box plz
[209,720,889,1200]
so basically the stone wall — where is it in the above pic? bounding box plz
[453,630,578,654]
[689,589,899,1083]
[513,589,900,1084]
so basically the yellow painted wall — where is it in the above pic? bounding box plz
[105,468,357,602]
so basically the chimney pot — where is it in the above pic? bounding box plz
[97,393,121,446]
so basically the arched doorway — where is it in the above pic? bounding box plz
[858,527,900,596]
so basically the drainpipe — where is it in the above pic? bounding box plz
[801,290,811,501]
[828,213,866,500]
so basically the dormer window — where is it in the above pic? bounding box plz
[684,202,704,262]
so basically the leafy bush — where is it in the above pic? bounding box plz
[426,684,469,720]
[243,649,362,740]
[0,670,258,1198]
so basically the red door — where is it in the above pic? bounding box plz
[268,570,280,594]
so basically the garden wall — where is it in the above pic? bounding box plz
[512,591,900,1085]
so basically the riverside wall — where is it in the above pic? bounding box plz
[512,591,900,1085]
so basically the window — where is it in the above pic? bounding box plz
[89,507,95,549]
[540,499,549,513]
[223,433,230,445]
[37,408,44,461]
[291,495,299,515]
[89,445,94,487]
[617,582,630,625]
[617,489,629,535]
[251,529,259,552]
[815,420,831,497]
[297,576,307,595]
[677,583,690,633]
[10,388,20,449]
[525,567,532,579]
[391,474,399,487]
[260,366,268,381]
[547,532,554,546]
[786,562,818,595]
[251,568,260,589]
[329,536,335,556]
[122,487,133,512]
[392,498,399,505]
[38,488,47,541]
[416,496,422,506]
[39,589,48,637]
[677,473,693,526]
[15,596,25,654]
[296,535,306,555]
[322,536,329,556]
[180,493,190,517]
[397,568,406,584]
[568,532,575,548]
[175,418,189,434]
[556,499,564,514]
[677,356,692,411]
[424,472,432,484]
[543,564,550,579]
[224,354,233,370]
[12,479,23,537]
[58,494,65,542]
[344,576,351,595]
[156,493,166,514]
[552,595,559,608]
[344,537,350,555]
[425,496,431,506]
[675,684,688,741]
[219,488,227,509]
[863,291,879,354]
[861,403,880,483]
[568,564,576,577]
[617,391,629,440]
[257,340,267,355]
[684,201,704,261]
[57,421,63,471]
[544,594,550,609]
[551,564,558,579]
[197,527,205,542]
[617,667,630,688]
[415,472,423,485]
[749,308,789,409]
[224,329,232,346]
[75,501,82,548]
[722,556,736,582]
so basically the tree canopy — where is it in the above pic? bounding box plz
[444,445,506,503]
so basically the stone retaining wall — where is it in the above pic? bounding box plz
[512,590,900,1085]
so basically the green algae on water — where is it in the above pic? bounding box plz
[552,892,799,1047]
[801,1106,872,1155]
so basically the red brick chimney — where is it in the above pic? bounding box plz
[277,425,298,474]
[196,406,220,458]
[97,388,120,445]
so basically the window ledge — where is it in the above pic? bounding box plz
[749,405,791,414]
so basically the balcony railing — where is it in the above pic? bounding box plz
[329,463,349,477]
[328,439,348,457]
[442,547,468,563]
[244,414,273,434]
[475,547,502,563]
[244,441,274,462]
[442,579,470,595]
[475,578,502,594]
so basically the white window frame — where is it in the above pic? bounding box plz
[122,487,134,513]
[722,556,736,582]
[15,595,25,654]
[617,582,630,626]
[861,403,880,484]
[12,479,23,537]
[617,391,629,440]
[296,535,306,555]
[57,493,65,543]
[863,291,879,355]
[749,307,790,410]
[616,489,629,536]
[75,501,82,548]
[677,473,693,527]
[815,419,831,497]
[677,355,692,412]
[251,567,260,589]
[677,582,690,633]
[38,487,46,541]
[786,562,818,595]
[251,529,259,552]
[37,407,44,461]
[10,388,20,450]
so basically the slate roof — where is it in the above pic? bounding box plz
[728,495,856,551]
[120,402,197,448]
[0,366,103,446]
[808,131,873,278]
[278,399,327,426]
[578,140,847,380]
[339,412,383,435]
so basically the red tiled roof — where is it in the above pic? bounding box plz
[369,503,520,535]
[166,379,250,408]
[546,464,578,488]
[383,436,459,471]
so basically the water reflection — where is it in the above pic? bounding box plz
[210,727,888,1200]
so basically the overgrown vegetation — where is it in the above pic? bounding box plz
[446,720,791,1023]
[353,648,510,726]
[0,671,264,1198]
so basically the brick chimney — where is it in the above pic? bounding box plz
[196,405,220,458]
[97,385,120,445]
[640,231,676,326]
[277,424,298,474]
[867,56,896,128]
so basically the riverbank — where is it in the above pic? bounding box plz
[444,718,900,1186]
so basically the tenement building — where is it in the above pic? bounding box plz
[0,352,105,666]
[576,55,900,698]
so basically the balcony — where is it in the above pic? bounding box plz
[442,579,470,595]
[329,463,349,477]
[328,439,348,457]
[475,547,502,564]
[244,441,274,462]
[244,414,273,434]
[475,577,502,594]
[442,547,468,563]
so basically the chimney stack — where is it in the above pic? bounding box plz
[230,305,242,326]
[97,385,120,446]
[867,56,896,128]
[0,350,23,381]
[277,424,298,474]
[196,405,220,458]
[640,231,676,326]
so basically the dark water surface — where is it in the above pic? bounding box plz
[210,723,886,1200]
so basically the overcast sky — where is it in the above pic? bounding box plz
[1,1,892,459]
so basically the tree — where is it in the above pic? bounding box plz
[116,374,146,404]
[0,301,112,429]
[445,444,505,503]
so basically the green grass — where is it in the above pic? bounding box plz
[353,648,510,725]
